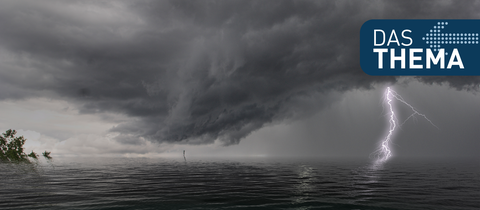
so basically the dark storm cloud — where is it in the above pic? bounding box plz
[0,0,478,145]
[415,76,480,91]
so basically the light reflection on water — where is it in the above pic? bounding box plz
[0,157,478,210]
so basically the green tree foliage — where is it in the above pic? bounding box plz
[42,151,52,159]
[0,129,51,162]
[28,151,39,159]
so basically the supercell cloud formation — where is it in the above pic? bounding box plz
[0,0,479,148]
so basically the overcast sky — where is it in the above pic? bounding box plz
[0,0,479,159]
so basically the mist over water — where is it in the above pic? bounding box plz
[0,157,478,210]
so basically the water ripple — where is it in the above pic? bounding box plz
[0,158,478,210]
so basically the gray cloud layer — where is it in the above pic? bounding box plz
[0,0,479,145]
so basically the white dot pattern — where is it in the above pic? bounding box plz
[422,22,478,52]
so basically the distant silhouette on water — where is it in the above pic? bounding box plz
[183,150,186,161]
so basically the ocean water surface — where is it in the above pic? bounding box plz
[0,157,478,210]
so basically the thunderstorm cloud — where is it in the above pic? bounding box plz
[0,0,479,147]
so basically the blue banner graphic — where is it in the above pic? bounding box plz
[360,20,480,75]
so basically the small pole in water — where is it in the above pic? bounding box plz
[183,150,186,161]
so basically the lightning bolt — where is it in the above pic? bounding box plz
[374,87,438,162]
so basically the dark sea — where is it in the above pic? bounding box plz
[0,157,478,210]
